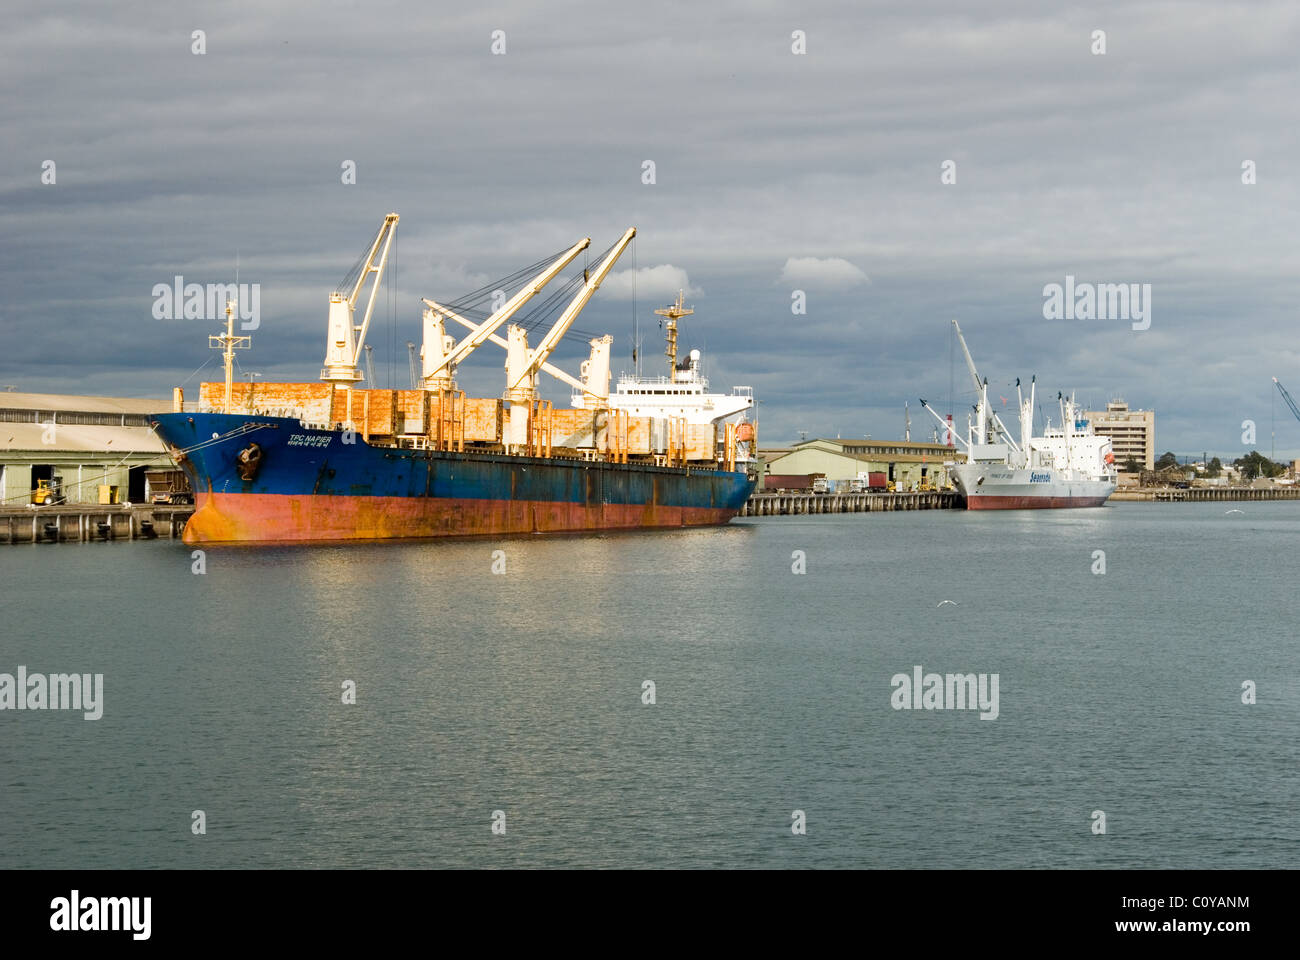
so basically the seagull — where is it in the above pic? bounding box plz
[1225,509,1244,515]
[937,599,958,607]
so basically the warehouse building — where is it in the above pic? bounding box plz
[763,437,964,491]
[0,392,172,506]
[1083,399,1155,472]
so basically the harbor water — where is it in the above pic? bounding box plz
[1,502,1296,868]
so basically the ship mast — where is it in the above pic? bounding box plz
[655,290,692,382]
[209,298,250,414]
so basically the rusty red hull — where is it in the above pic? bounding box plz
[184,492,741,543]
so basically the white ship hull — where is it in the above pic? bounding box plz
[952,464,1115,509]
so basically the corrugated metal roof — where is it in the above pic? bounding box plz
[0,422,168,454]
[804,437,956,451]
[768,448,965,467]
[0,391,165,415]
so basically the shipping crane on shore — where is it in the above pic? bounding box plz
[1273,377,1300,459]
[1273,377,1300,425]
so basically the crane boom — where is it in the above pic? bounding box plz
[1274,377,1300,423]
[508,227,636,390]
[352,215,399,364]
[422,236,592,381]
[952,320,983,395]
[423,299,587,393]
[322,213,400,384]
[919,398,971,451]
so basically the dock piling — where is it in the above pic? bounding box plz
[740,491,959,517]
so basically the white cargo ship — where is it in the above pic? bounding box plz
[921,321,1116,509]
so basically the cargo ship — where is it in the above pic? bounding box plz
[920,321,1116,509]
[151,215,758,543]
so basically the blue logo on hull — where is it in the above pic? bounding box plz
[1030,472,1051,483]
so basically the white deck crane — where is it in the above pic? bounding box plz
[417,237,593,392]
[1015,375,1036,460]
[501,227,636,449]
[505,229,636,394]
[920,398,970,451]
[421,300,611,401]
[321,213,399,385]
[950,320,1020,458]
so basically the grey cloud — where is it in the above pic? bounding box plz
[2,0,1298,458]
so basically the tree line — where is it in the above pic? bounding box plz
[1135,450,1289,480]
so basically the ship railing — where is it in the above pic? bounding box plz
[613,374,707,389]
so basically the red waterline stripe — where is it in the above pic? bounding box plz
[964,495,1111,510]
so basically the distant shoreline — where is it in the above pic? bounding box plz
[1110,486,1300,502]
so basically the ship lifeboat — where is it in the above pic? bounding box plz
[1104,451,1115,464]
[735,422,755,442]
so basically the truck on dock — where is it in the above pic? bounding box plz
[852,471,889,493]
[765,473,825,493]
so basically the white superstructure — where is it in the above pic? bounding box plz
[573,291,756,459]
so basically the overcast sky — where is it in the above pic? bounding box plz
[3,0,1298,458]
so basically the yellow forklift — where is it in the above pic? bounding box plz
[31,475,66,505]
